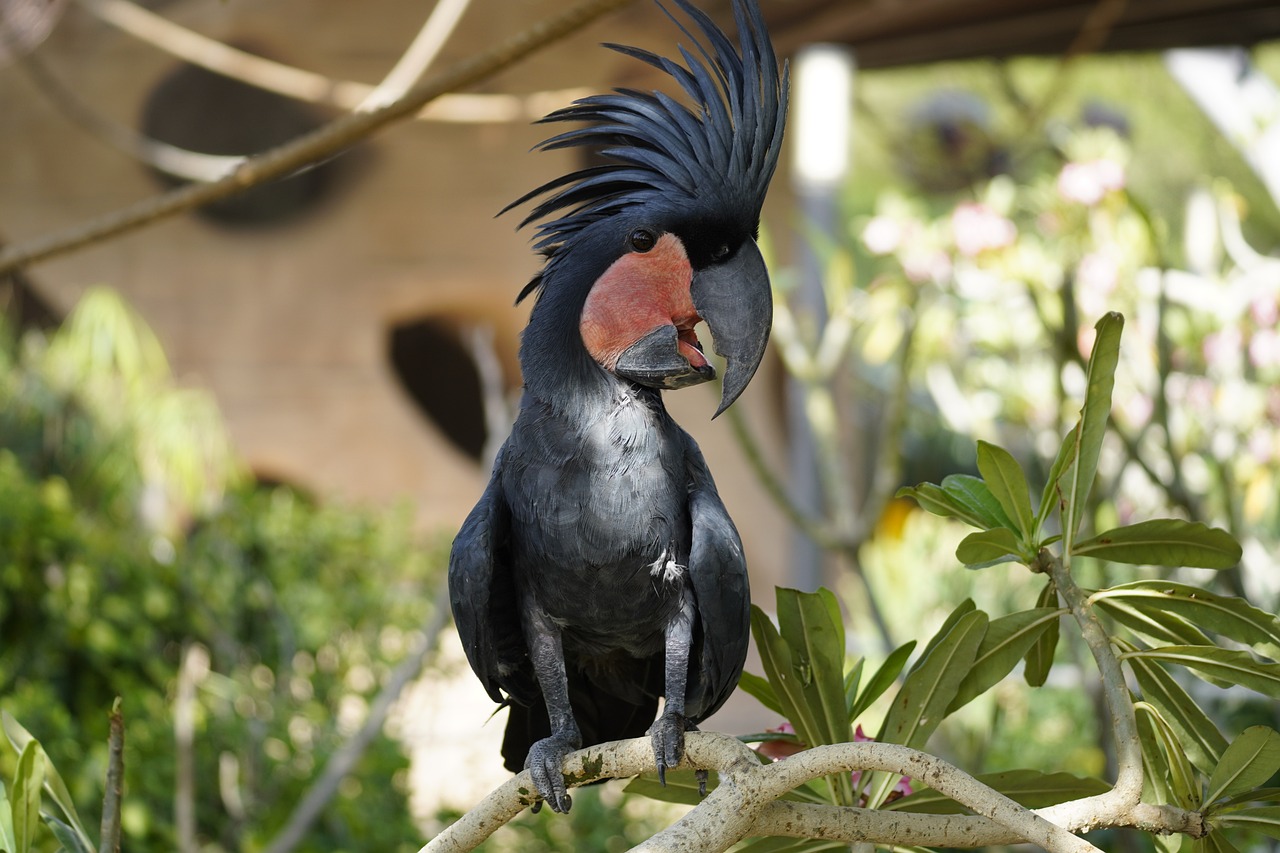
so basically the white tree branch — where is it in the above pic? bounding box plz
[419,732,1208,853]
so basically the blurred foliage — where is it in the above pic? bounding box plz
[0,289,442,852]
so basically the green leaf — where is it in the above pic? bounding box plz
[917,599,977,663]
[1034,424,1078,536]
[1214,806,1280,840]
[940,474,1016,531]
[1093,593,1214,649]
[1213,787,1280,810]
[948,608,1060,713]
[776,587,851,747]
[843,658,864,721]
[623,770,718,806]
[895,483,988,529]
[1129,655,1228,774]
[1128,646,1280,700]
[735,838,853,852]
[871,610,988,807]
[1136,703,1177,807]
[12,741,44,853]
[739,670,785,717]
[850,641,916,724]
[976,440,1034,538]
[1024,580,1060,687]
[956,527,1028,569]
[1064,312,1123,545]
[1136,701,1201,809]
[1100,582,1280,660]
[1,713,94,850]
[883,768,1108,813]
[1193,831,1243,853]
[751,606,823,749]
[0,782,15,853]
[43,817,92,853]
[1074,519,1242,569]
[1206,727,1280,806]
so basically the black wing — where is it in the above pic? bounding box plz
[447,454,535,707]
[680,431,751,722]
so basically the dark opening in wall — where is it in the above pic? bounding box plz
[388,317,489,463]
[139,48,341,226]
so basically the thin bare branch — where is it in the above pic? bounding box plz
[76,0,588,123]
[0,0,634,276]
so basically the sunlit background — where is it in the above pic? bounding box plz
[2,0,1279,850]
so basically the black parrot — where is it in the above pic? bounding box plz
[448,0,787,813]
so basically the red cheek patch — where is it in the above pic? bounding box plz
[580,233,707,370]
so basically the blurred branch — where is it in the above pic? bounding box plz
[76,0,588,124]
[422,731,1205,852]
[98,698,124,853]
[174,643,203,853]
[0,0,633,276]
[261,576,452,853]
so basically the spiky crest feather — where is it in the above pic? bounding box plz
[507,0,788,304]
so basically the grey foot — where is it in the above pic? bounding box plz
[525,734,580,814]
[648,712,695,786]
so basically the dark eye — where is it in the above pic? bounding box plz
[711,243,731,262]
[629,229,657,253]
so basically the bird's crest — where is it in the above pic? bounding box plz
[507,0,788,303]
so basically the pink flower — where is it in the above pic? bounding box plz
[1057,159,1126,205]
[951,202,1016,257]
[756,722,806,761]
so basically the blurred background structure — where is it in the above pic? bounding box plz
[2,0,1280,850]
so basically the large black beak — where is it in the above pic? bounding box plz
[690,239,773,418]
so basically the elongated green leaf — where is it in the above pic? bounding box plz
[12,741,43,853]
[949,608,1060,713]
[956,527,1028,569]
[940,474,1016,531]
[870,610,988,807]
[751,607,823,749]
[976,440,1034,538]
[883,768,1108,813]
[1214,806,1280,840]
[1025,580,1060,687]
[1074,519,1242,569]
[917,600,977,664]
[1136,703,1177,808]
[1130,646,1280,699]
[1214,786,1280,810]
[739,670,785,717]
[1129,655,1227,773]
[1102,582,1280,660]
[896,483,988,529]
[850,641,916,724]
[623,770,719,806]
[1194,830,1243,853]
[843,658,864,720]
[1065,312,1123,544]
[1136,701,1200,809]
[1206,727,1280,806]
[0,782,15,853]
[1093,593,1214,649]
[1,713,93,849]
[44,816,93,853]
[1034,424,1078,536]
[776,588,851,747]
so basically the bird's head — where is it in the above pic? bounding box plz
[507,0,787,417]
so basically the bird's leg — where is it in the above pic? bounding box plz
[649,589,699,788]
[522,605,581,814]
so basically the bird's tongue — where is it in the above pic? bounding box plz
[675,321,708,370]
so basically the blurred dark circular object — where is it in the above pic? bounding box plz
[898,90,1008,194]
[0,0,68,64]
[139,51,340,227]
[1080,100,1131,138]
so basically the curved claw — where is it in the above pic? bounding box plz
[648,712,691,786]
[525,735,579,814]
